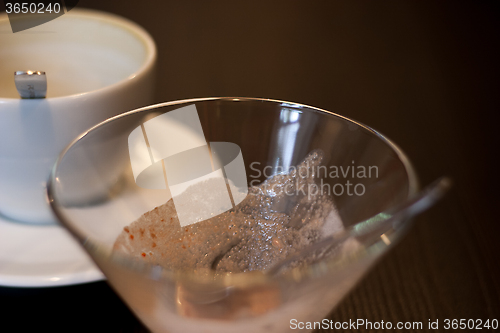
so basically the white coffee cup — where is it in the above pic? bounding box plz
[0,9,157,224]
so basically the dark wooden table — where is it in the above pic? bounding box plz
[1,1,498,332]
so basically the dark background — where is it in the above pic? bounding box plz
[1,1,498,332]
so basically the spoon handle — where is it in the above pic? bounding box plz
[268,177,452,275]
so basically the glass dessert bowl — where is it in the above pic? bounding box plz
[48,97,431,333]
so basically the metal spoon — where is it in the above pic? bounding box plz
[267,177,452,275]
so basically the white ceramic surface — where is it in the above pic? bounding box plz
[0,183,164,287]
[0,9,157,224]
[0,213,104,287]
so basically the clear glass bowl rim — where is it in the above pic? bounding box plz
[47,96,419,287]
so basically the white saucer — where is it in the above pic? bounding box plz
[0,214,104,287]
